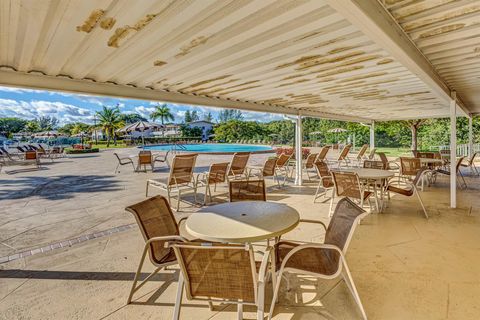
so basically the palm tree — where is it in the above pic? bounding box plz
[150,104,174,136]
[96,106,123,147]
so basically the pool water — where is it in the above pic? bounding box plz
[143,143,274,153]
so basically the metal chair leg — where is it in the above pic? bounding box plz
[173,274,184,320]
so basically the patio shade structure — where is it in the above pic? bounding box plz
[33,131,60,138]
[117,121,162,146]
[0,0,478,208]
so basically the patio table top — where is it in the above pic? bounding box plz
[333,167,395,180]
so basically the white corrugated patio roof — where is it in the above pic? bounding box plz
[0,0,475,121]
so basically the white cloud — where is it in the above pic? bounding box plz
[0,98,92,124]
[134,106,155,118]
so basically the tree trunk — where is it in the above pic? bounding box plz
[410,125,417,151]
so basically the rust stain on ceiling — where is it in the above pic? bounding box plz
[100,17,116,30]
[377,58,394,65]
[403,5,480,32]
[108,13,159,48]
[418,23,465,39]
[76,9,105,33]
[153,60,167,67]
[175,36,210,58]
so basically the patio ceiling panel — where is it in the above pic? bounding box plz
[382,0,480,114]
[0,0,456,121]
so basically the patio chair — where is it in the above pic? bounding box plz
[125,196,188,304]
[377,152,399,170]
[367,148,376,160]
[461,152,479,176]
[417,152,435,159]
[113,153,135,173]
[146,154,198,211]
[313,160,334,203]
[275,153,292,185]
[229,179,266,202]
[269,198,368,320]
[196,162,229,204]
[317,146,330,162]
[354,144,368,166]
[153,150,170,168]
[302,153,319,180]
[363,160,386,170]
[0,150,40,173]
[387,168,429,218]
[435,156,467,189]
[330,171,374,215]
[248,157,280,186]
[412,150,419,158]
[172,242,272,320]
[137,150,153,172]
[228,152,251,180]
[335,144,352,168]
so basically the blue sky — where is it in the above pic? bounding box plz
[0,86,283,125]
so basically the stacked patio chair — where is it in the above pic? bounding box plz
[146,154,198,211]
[333,144,352,168]
[292,152,318,181]
[316,146,331,162]
[269,198,368,320]
[113,153,135,173]
[196,162,229,204]
[229,179,266,202]
[330,171,375,215]
[387,168,429,218]
[248,157,280,186]
[313,160,334,203]
[354,144,369,167]
[125,196,188,304]
[228,152,251,180]
[274,153,292,185]
[171,242,272,320]
[435,156,467,189]
[367,148,376,160]
[461,152,479,176]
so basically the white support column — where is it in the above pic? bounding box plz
[294,114,303,186]
[369,121,375,150]
[468,115,473,158]
[450,93,457,209]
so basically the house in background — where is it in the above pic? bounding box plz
[186,121,214,141]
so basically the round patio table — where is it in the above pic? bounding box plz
[185,201,300,243]
[334,167,395,180]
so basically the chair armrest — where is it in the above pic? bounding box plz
[147,235,188,247]
[177,217,188,226]
[298,219,327,231]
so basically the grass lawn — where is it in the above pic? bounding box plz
[376,147,411,157]
[91,143,129,149]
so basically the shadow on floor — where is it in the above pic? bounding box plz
[0,174,122,200]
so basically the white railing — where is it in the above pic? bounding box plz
[436,143,480,157]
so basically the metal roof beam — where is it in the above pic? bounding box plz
[0,70,371,123]
[325,0,470,117]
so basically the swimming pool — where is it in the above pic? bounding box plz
[143,143,275,154]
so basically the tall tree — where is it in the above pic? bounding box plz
[37,116,59,131]
[402,119,427,151]
[203,112,213,122]
[150,104,174,136]
[190,110,199,121]
[184,110,192,123]
[96,106,123,147]
[0,117,28,136]
[218,109,243,122]
[120,113,147,124]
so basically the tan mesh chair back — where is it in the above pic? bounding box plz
[126,196,179,265]
[363,160,385,170]
[315,161,333,188]
[207,162,229,184]
[418,152,435,159]
[276,153,291,168]
[400,157,421,176]
[331,171,362,199]
[168,154,198,186]
[305,153,318,169]
[138,150,152,165]
[229,152,250,175]
[25,150,37,160]
[324,198,366,255]
[368,148,376,160]
[262,157,277,177]
[338,144,351,161]
[412,150,419,158]
[356,144,368,160]
[377,152,389,168]
[229,179,266,202]
[456,156,465,173]
[173,242,257,303]
[317,146,330,161]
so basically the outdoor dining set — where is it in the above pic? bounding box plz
[118,143,479,319]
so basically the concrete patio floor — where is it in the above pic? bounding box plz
[1,148,480,319]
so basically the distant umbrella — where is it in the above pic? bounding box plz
[117,121,163,147]
[327,128,347,133]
